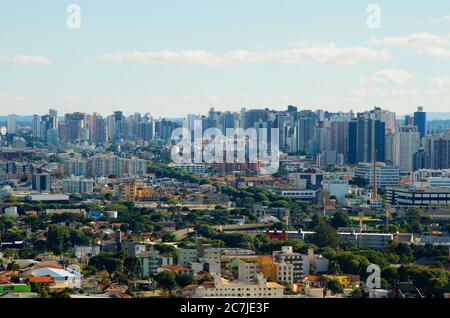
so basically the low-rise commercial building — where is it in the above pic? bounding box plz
[339,232,393,249]
[387,187,450,206]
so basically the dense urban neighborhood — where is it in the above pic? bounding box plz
[1,106,450,299]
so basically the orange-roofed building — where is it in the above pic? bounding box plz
[0,277,11,284]
[32,264,62,270]
[303,275,323,288]
[28,275,54,284]
[157,265,193,276]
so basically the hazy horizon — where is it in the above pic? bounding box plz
[2,109,450,121]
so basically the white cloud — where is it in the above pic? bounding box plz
[370,32,450,48]
[416,46,450,58]
[98,43,391,66]
[370,33,450,58]
[361,69,414,84]
[432,75,450,88]
[0,91,7,98]
[0,55,52,64]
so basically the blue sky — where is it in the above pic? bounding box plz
[1,0,450,117]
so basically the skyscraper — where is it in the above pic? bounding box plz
[395,126,421,173]
[328,116,349,158]
[348,113,385,164]
[384,131,397,165]
[137,121,154,144]
[114,111,124,140]
[404,115,414,126]
[62,112,87,142]
[348,120,358,164]
[32,114,41,138]
[49,109,58,129]
[423,133,450,169]
[277,115,294,152]
[7,114,16,135]
[296,113,317,155]
[414,106,427,139]
[375,120,386,162]
[88,113,107,144]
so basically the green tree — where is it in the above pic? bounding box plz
[329,261,342,275]
[330,211,351,229]
[123,256,142,279]
[326,279,344,294]
[270,200,290,208]
[176,273,196,287]
[197,273,214,284]
[89,253,124,276]
[405,207,424,233]
[162,232,176,242]
[311,222,339,248]
[19,245,35,259]
[47,225,70,255]
[154,271,177,291]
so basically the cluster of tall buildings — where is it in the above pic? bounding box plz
[63,154,146,178]
[184,106,430,172]
[31,110,156,145]
[8,105,448,174]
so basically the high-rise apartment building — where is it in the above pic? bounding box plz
[32,115,41,138]
[395,126,421,173]
[7,114,16,135]
[423,133,450,170]
[348,113,385,164]
[32,173,51,192]
[88,113,107,144]
[63,176,94,194]
[414,106,427,139]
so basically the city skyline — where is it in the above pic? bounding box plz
[1,0,450,117]
[3,0,450,305]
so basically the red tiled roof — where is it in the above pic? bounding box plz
[201,282,215,288]
[159,265,193,272]
[304,275,321,282]
[28,275,54,283]
[32,264,62,270]
[0,277,11,284]
[0,271,18,277]
[196,271,209,275]
[241,176,274,181]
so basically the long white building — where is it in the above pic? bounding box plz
[194,273,284,298]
